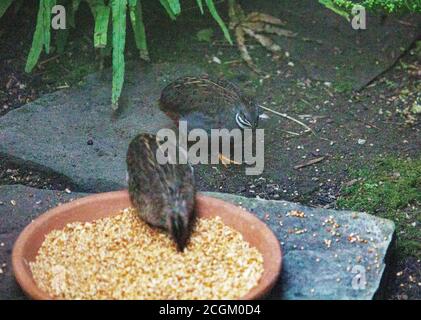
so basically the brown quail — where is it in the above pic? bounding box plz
[126,133,196,251]
[159,75,259,133]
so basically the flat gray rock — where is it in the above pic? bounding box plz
[1,1,420,196]
[0,63,204,192]
[206,192,395,299]
[0,185,395,300]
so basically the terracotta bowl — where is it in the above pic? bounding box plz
[12,190,282,300]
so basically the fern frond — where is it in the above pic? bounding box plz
[205,0,232,44]
[0,0,14,19]
[69,0,82,27]
[94,4,110,48]
[319,0,351,21]
[25,0,56,72]
[44,0,57,54]
[128,0,149,61]
[111,0,127,109]
[159,0,177,20]
[167,0,181,16]
[196,0,204,14]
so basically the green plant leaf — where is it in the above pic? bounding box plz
[205,0,232,44]
[86,1,110,48]
[25,3,45,72]
[159,0,176,20]
[86,0,103,16]
[319,0,350,21]
[0,0,14,19]
[196,0,204,14]
[56,29,69,54]
[68,0,82,27]
[128,0,149,61]
[54,0,74,54]
[93,5,110,48]
[44,0,56,54]
[166,0,181,16]
[111,0,127,109]
[25,0,56,72]
[197,28,213,42]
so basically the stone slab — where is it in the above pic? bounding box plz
[0,185,395,300]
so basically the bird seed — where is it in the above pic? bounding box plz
[30,208,264,300]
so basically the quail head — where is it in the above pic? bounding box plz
[126,133,196,251]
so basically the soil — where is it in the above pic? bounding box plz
[0,0,419,299]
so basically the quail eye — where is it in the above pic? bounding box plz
[235,112,252,129]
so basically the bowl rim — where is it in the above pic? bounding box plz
[12,190,282,300]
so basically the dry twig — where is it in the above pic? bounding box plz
[294,156,326,170]
[258,104,314,134]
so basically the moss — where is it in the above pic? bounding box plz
[337,157,421,258]
[334,81,354,93]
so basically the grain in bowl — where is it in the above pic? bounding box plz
[29,208,264,299]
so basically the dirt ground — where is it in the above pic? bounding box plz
[0,1,420,299]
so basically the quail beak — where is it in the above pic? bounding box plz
[169,212,190,252]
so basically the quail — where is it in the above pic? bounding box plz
[159,75,260,164]
[159,75,259,132]
[126,133,196,251]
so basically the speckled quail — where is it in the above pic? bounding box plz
[126,133,196,251]
[159,75,259,132]
[159,75,260,164]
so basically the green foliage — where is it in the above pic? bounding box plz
[196,0,204,14]
[68,0,82,28]
[25,0,56,73]
[338,159,421,212]
[110,0,127,109]
[159,0,177,20]
[2,0,231,108]
[319,0,351,20]
[197,28,214,42]
[205,0,232,45]
[167,0,181,16]
[320,0,421,15]
[128,0,148,61]
[362,0,421,12]
[92,2,110,48]
[56,27,69,54]
[0,0,14,19]
[338,158,421,257]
